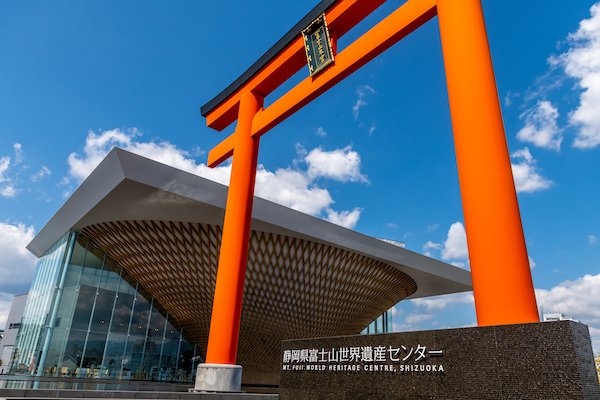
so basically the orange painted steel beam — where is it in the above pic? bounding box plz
[251,0,437,139]
[437,0,539,325]
[205,91,263,365]
[209,0,437,167]
[204,0,386,132]
[204,0,541,378]
[207,133,236,168]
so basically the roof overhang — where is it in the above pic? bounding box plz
[28,148,471,299]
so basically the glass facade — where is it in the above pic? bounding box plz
[11,232,199,383]
[10,233,70,374]
[362,309,392,335]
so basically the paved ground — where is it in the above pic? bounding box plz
[0,376,278,399]
[0,388,278,399]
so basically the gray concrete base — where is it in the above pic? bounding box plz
[193,364,242,393]
[280,321,600,400]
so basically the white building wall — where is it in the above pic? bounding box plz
[0,293,28,374]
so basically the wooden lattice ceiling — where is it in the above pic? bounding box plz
[81,220,417,385]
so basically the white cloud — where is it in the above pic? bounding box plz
[13,143,23,165]
[588,234,597,245]
[512,147,535,163]
[405,313,433,325]
[511,147,553,193]
[393,292,476,332]
[67,129,230,184]
[305,146,368,183]
[0,156,10,183]
[411,292,474,312]
[552,3,600,149]
[516,100,562,150]
[529,256,537,269]
[421,223,468,264]
[352,85,375,119]
[325,208,362,229]
[390,305,402,318]
[31,165,51,182]
[441,222,469,261]
[67,129,367,228]
[424,223,531,269]
[376,237,406,248]
[368,123,376,136]
[0,155,17,197]
[0,222,36,293]
[536,273,600,353]
[315,127,327,137]
[427,224,439,233]
[0,186,16,198]
[393,312,434,332]
[254,167,332,215]
[450,261,467,269]
[422,241,442,252]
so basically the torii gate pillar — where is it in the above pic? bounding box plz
[194,92,263,392]
[437,0,538,325]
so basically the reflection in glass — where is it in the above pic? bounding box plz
[14,232,196,382]
[159,321,180,380]
[63,331,85,370]
[142,302,164,380]
[90,289,114,333]
[82,331,108,369]
[70,286,96,331]
[110,292,134,335]
[11,233,70,373]
[103,333,127,378]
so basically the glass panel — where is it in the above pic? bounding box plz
[43,326,69,376]
[81,331,107,369]
[177,339,194,382]
[124,334,146,380]
[142,304,165,381]
[125,294,151,379]
[70,285,96,331]
[79,248,104,288]
[159,320,180,380]
[191,344,200,380]
[98,259,121,292]
[90,288,115,333]
[130,295,151,338]
[103,333,127,378]
[63,330,86,370]
[52,267,82,371]
[110,292,134,335]
[70,237,88,268]
[62,280,96,372]
[84,242,104,270]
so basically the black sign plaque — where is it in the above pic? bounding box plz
[302,14,335,77]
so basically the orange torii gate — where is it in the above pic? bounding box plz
[196,0,538,391]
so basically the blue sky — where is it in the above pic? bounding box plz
[0,1,599,353]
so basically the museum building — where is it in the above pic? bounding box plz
[9,148,471,386]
